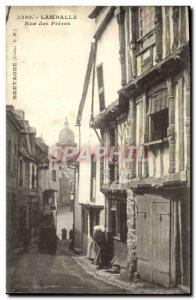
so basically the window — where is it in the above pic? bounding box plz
[138,7,155,38]
[150,109,168,141]
[97,64,105,112]
[32,165,36,189]
[141,48,153,72]
[90,154,96,202]
[109,196,127,242]
[52,170,56,182]
[148,89,169,141]
[19,159,23,187]
[134,7,156,75]
[108,127,118,183]
[51,193,55,205]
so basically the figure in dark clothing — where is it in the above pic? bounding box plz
[69,229,74,250]
[69,229,74,240]
[93,226,107,269]
[61,228,67,240]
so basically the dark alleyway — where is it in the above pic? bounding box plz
[57,206,73,239]
[6,242,127,294]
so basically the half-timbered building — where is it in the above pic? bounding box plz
[89,6,190,288]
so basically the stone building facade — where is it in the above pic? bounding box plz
[6,106,42,251]
[6,105,54,253]
[7,106,24,252]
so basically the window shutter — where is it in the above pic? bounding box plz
[148,89,168,115]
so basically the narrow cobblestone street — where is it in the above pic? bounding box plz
[6,243,127,294]
[7,241,184,295]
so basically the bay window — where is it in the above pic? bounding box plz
[131,6,157,76]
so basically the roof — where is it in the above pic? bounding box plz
[88,7,104,19]
[6,105,25,132]
[92,96,128,128]
[76,42,95,126]
[7,104,49,159]
[93,7,115,40]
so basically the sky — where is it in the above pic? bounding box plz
[6,6,94,146]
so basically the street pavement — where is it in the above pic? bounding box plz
[74,256,184,295]
[6,243,127,294]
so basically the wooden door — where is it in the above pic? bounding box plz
[137,196,171,287]
[151,201,170,286]
[137,198,152,282]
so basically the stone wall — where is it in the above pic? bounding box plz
[121,189,137,280]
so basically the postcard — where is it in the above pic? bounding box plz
[6,6,191,295]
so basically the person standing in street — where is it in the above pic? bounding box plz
[93,226,107,269]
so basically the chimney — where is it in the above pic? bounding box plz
[6,105,14,111]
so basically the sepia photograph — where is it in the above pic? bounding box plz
[6,5,191,295]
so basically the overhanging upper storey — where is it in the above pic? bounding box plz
[92,94,128,129]
[119,42,190,99]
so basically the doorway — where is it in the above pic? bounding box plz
[137,194,174,287]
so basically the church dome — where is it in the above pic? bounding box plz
[58,117,75,146]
